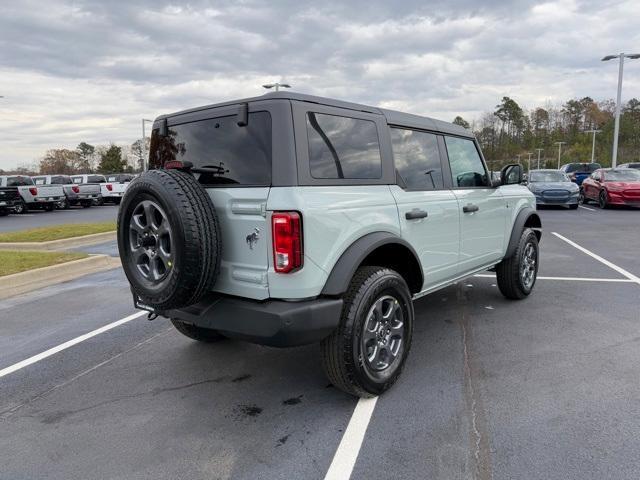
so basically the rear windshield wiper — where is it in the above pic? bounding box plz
[191,163,229,175]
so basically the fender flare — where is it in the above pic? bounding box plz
[505,207,542,258]
[321,232,423,296]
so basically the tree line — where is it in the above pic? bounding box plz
[0,138,149,176]
[454,96,640,171]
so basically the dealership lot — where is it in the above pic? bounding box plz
[0,205,118,233]
[1,207,639,480]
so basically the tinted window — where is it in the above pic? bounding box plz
[51,176,71,185]
[445,137,488,187]
[564,163,601,173]
[149,112,272,186]
[391,128,443,190]
[306,112,382,179]
[7,176,33,186]
[88,175,106,183]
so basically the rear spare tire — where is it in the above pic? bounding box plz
[117,169,221,310]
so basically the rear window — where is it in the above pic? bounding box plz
[306,112,382,179]
[51,176,71,185]
[7,176,33,186]
[149,111,272,186]
[33,177,46,185]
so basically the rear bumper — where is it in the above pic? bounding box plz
[165,294,343,347]
[0,199,20,208]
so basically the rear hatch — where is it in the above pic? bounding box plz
[149,109,273,300]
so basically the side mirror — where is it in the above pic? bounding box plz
[500,164,523,185]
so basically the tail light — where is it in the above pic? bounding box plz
[106,184,113,191]
[29,187,38,196]
[272,212,302,273]
[71,186,80,193]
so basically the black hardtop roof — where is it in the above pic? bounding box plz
[155,91,473,138]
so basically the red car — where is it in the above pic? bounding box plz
[581,168,640,208]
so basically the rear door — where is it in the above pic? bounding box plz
[388,127,459,289]
[443,135,507,272]
[150,100,290,300]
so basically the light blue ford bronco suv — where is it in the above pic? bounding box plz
[117,92,541,397]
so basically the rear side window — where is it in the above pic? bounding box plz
[306,112,382,179]
[391,128,443,190]
[149,112,272,186]
[444,137,488,188]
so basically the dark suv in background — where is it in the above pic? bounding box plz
[560,162,602,186]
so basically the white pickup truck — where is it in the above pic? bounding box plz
[0,175,65,213]
[70,174,130,205]
[32,175,101,209]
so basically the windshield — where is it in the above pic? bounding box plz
[529,171,568,182]
[604,170,640,181]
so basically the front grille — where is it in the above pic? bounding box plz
[542,189,570,199]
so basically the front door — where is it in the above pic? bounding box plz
[443,135,507,272]
[389,128,460,290]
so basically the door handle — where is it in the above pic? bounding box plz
[405,209,428,220]
[462,204,479,213]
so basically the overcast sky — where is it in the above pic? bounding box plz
[1,0,639,170]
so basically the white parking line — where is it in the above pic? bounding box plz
[0,311,146,379]
[474,274,633,283]
[324,397,378,480]
[579,205,596,211]
[552,232,640,286]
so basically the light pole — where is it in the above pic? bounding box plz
[555,141,566,169]
[142,118,153,172]
[536,148,544,169]
[584,129,601,164]
[526,152,533,172]
[602,53,640,167]
[262,82,291,92]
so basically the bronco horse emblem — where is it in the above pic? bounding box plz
[246,228,260,250]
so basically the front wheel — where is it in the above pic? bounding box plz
[496,228,539,300]
[569,203,579,210]
[320,266,414,397]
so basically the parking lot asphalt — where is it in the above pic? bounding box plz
[0,205,118,233]
[1,206,639,480]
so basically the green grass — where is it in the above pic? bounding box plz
[0,251,88,277]
[0,221,116,243]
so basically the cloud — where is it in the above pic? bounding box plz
[0,0,639,169]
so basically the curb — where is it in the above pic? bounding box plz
[0,254,122,300]
[0,231,116,251]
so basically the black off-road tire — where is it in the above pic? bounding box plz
[117,169,221,311]
[320,266,414,397]
[170,319,225,342]
[496,228,539,300]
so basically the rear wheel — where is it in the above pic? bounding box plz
[170,319,225,342]
[496,228,538,300]
[599,190,608,209]
[320,266,414,397]
[13,202,26,214]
